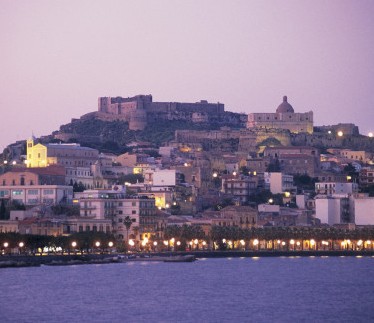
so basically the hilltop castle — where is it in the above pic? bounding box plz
[98,95,225,130]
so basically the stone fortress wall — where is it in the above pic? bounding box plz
[97,95,225,130]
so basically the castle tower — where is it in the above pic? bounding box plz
[98,97,111,113]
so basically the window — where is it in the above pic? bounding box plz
[12,190,23,195]
[0,190,9,197]
[28,189,39,195]
[132,210,136,214]
[43,189,54,195]
[79,226,83,232]
[132,202,136,206]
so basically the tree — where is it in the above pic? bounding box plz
[73,182,85,192]
[123,216,136,242]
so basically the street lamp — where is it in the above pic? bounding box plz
[310,239,315,250]
[268,198,273,204]
[95,241,100,248]
[71,241,77,248]
[290,239,295,250]
[253,239,259,250]
[3,242,8,248]
[337,131,343,137]
[368,132,373,138]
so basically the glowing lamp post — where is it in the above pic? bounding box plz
[108,241,114,253]
[310,239,316,250]
[19,242,24,254]
[253,239,259,250]
[240,239,245,250]
[3,242,9,255]
[290,239,295,251]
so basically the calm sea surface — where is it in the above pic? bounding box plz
[1,256,374,323]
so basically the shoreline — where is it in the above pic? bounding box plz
[1,250,374,268]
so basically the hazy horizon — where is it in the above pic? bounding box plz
[1,0,374,151]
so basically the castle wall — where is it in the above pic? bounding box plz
[98,95,225,127]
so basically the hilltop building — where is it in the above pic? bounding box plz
[98,95,225,130]
[247,96,313,134]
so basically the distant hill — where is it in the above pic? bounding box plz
[46,111,244,154]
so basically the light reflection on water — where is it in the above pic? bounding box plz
[1,257,374,323]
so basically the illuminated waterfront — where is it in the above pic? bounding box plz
[1,257,374,322]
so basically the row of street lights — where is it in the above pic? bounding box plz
[2,241,114,255]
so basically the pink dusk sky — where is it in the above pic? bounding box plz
[1,0,374,151]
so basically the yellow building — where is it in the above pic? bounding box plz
[26,139,48,168]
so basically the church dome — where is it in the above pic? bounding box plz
[276,96,294,113]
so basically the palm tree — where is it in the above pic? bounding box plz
[123,216,136,243]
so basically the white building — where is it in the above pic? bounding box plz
[264,172,294,194]
[315,182,358,196]
[0,185,73,206]
[315,195,350,225]
[349,194,374,225]
[152,169,178,186]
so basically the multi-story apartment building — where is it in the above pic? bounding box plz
[75,188,157,241]
[315,182,359,196]
[264,172,295,194]
[221,175,257,203]
[359,167,374,187]
[0,185,73,205]
[264,146,320,177]
[211,205,258,228]
[315,195,351,225]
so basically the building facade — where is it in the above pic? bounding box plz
[247,96,313,134]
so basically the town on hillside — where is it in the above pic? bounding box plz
[1,94,374,254]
